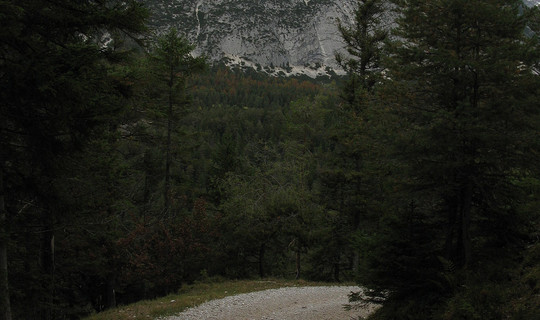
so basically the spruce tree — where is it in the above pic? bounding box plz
[149,29,205,215]
[326,0,389,280]
[336,0,388,105]
[361,0,540,317]
[0,1,147,318]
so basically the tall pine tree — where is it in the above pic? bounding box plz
[326,0,389,280]
[0,1,147,318]
[336,0,389,104]
[149,28,205,215]
[359,0,540,317]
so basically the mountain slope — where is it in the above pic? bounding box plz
[143,0,540,78]
[144,0,356,77]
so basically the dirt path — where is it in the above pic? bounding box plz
[161,286,378,320]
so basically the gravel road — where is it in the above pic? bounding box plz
[161,286,378,320]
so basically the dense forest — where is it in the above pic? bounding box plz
[2,0,540,319]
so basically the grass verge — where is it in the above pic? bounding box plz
[83,278,343,320]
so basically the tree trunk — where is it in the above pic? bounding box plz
[444,201,458,261]
[458,182,473,268]
[0,167,12,320]
[352,194,361,274]
[41,223,55,320]
[258,243,266,278]
[295,240,301,280]
[164,82,173,214]
[333,259,340,283]
[353,251,359,274]
[105,274,116,309]
[333,246,341,282]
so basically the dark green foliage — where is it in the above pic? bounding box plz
[315,0,391,283]
[148,28,206,214]
[1,0,148,318]
[189,65,323,110]
[91,65,336,309]
[337,0,388,105]
[351,0,540,318]
[2,0,540,319]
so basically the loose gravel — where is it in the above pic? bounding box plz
[161,286,378,320]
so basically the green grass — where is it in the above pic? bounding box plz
[83,278,343,320]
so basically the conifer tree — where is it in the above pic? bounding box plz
[336,0,388,106]
[327,0,389,279]
[0,1,147,318]
[0,166,9,320]
[360,0,540,316]
[149,29,205,215]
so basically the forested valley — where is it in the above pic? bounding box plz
[2,1,540,319]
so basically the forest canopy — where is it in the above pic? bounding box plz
[1,0,540,320]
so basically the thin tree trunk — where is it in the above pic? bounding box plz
[455,181,473,269]
[444,201,458,261]
[333,258,340,283]
[353,251,359,274]
[353,182,361,274]
[460,182,473,268]
[41,219,55,320]
[105,274,116,309]
[0,167,12,320]
[164,82,173,214]
[258,243,265,278]
[295,240,301,280]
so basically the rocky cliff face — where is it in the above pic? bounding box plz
[525,0,540,7]
[143,0,357,77]
[142,0,540,78]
